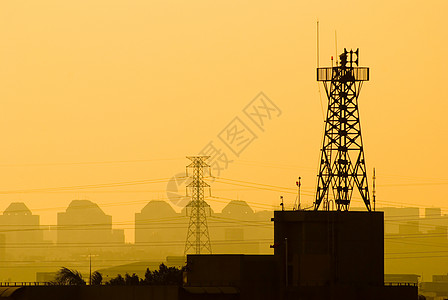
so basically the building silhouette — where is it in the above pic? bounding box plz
[184,210,417,300]
[421,273,448,300]
[0,202,53,282]
[383,207,448,280]
[135,200,273,257]
[57,200,124,247]
[382,207,421,235]
[0,202,46,259]
[0,206,419,300]
[0,202,43,244]
[135,200,187,258]
[210,200,273,254]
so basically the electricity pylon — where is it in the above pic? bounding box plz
[315,48,371,211]
[184,156,212,254]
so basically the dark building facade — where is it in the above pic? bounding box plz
[185,254,277,299]
[273,210,384,287]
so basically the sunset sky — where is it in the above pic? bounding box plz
[0,0,446,242]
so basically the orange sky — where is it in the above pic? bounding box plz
[0,0,447,242]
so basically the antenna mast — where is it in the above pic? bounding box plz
[295,177,302,210]
[315,48,371,211]
[335,31,338,65]
[317,20,320,68]
[373,168,376,211]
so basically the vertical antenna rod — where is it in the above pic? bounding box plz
[184,156,212,254]
[317,20,320,68]
[296,177,302,210]
[316,20,325,120]
[373,168,376,211]
[334,31,338,65]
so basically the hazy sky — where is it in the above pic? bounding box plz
[0,0,447,242]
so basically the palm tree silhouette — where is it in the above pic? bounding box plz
[54,267,86,285]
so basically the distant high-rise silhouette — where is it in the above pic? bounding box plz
[315,48,371,211]
[0,202,44,259]
[135,200,186,257]
[57,200,124,246]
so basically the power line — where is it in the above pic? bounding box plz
[0,177,178,194]
[0,239,273,249]
[0,158,184,167]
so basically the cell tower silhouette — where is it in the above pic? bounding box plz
[315,48,371,211]
[184,156,212,254]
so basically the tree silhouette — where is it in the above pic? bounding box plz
[125,273,140,285]
[105,264,184,286]
[143,263,184,285]
[54,267,86,285]
[107,273,140,285]
[91,271,103,285]
[107,274,125,285]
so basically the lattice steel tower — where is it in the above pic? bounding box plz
[315,48,371,211]
[184,156,212,254]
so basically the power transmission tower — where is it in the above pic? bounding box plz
[315,48,371,211]
[184,156,212,255]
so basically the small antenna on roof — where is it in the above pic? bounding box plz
[373,168,376,211]
[316,20,325,120]
[335,30,338,65]
[317,20,320,68]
